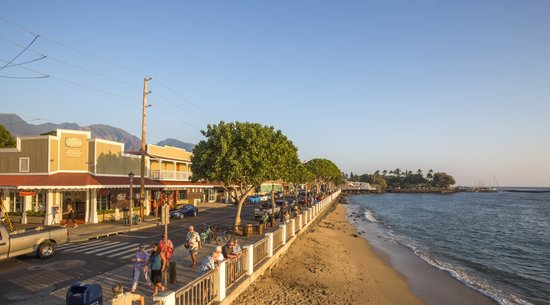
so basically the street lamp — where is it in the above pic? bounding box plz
[128,172,134,227]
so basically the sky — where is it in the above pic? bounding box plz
[1,1,549,187]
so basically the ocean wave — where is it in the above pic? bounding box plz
[400,242,533,305]
[364,209,378,222]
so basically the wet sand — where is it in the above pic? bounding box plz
[233,204,428,305]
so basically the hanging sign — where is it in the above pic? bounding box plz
[19,191,35,196]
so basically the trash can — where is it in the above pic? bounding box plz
[66,282,102,305]
[244,224,253,237]
[257,223,264,235]
[168,261,177,283]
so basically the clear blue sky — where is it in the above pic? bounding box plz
[1,1,549,187]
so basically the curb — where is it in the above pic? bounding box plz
[68,222,159,243]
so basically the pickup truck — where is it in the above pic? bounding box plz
[0,223,68,260]
[254,205,281,221]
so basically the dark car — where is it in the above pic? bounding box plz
[169,204,199,219]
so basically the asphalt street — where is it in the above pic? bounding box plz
[0,203,258,304]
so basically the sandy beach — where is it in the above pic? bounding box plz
[233,204,427,305]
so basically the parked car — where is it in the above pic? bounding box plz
[169,204,199,219]
[248,195,261,204]
[0,223,68,260]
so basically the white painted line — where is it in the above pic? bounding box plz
[69,241,113,252]
[96,244,139,256]
[85,242,130,254]
[117,252,140,260]
[107,244,139,257]
[58,239,106,250]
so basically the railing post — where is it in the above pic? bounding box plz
[297,214,302,230]
[245,245,254,275]
[216,261,227,301]
[266,232,274,257]
[153,291,175,305]
[280,224,286,245]
[291,218,296,236]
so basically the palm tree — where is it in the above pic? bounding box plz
[416,169,423,177]
[394,168,401,177]
[382,170,387,176]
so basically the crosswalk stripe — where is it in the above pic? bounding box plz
[69,241,114,252]
[84,242,130,254]
[118,252,139,260]
[58,240,106,250]
[107,244,139,257]
[100,243,141,257]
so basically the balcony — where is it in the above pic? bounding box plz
[149,170,190,181]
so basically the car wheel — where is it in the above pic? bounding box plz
[193,211,198,217]
[37,241,55,259]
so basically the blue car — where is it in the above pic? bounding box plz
[169,204,199,219]
[248,195,261,204]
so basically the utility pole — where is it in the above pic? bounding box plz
[140,77,152,221]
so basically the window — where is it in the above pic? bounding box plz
[177,191,187,200]
[98,194,110,210]
[19,157,29,173]
[8,191,22,212]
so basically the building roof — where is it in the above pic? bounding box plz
[0,173,164,190]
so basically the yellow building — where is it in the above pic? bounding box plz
[0,129,221,225]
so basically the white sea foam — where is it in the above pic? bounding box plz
[364,209,378,222]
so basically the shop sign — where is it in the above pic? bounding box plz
[98,189,109,196]
[19,191,35,196]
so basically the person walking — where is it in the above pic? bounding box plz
[131,244,151,292]
[111,284,144,305]
[147,243,167,296]
[62,199,77,228]
[185,225,201,267]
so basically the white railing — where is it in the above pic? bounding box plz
[157,189,341,305]
[149,170,190,181]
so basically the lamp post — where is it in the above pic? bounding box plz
[128,172,134,227]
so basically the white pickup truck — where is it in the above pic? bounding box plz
[254,205,281,221]
[0,223,68,260]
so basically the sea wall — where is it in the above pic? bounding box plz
[153,190,341,305]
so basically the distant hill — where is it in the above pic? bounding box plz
[156,138,194,152]
[0,113,194,152]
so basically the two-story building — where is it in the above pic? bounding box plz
[0,129,222,225]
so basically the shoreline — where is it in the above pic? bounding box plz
[345,204,498,305]
[234,204,427,305]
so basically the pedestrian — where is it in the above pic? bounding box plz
[159,233,174,263]
[62,199,77,228]
[111,284,144,305]
[216,245,226,262]
[197,250,220,276]
[222,242,235,261]
[231,238,243,259]
[185,225,201,267]
[147,243,167,296]
[131,244,151,292]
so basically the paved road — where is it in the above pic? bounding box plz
[0,203,261,304]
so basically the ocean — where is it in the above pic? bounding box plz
[345,190,550,305]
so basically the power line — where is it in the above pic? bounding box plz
[0,35,140,90]
[0,16,220,121]
[0,58,140,105]
[0,16,220,124]
[152,79,221,122]
[0,35,39,72]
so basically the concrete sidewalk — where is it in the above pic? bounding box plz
[13,224,272,305]
[11,202,279,305]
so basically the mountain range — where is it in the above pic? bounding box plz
[0,113,194,152]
